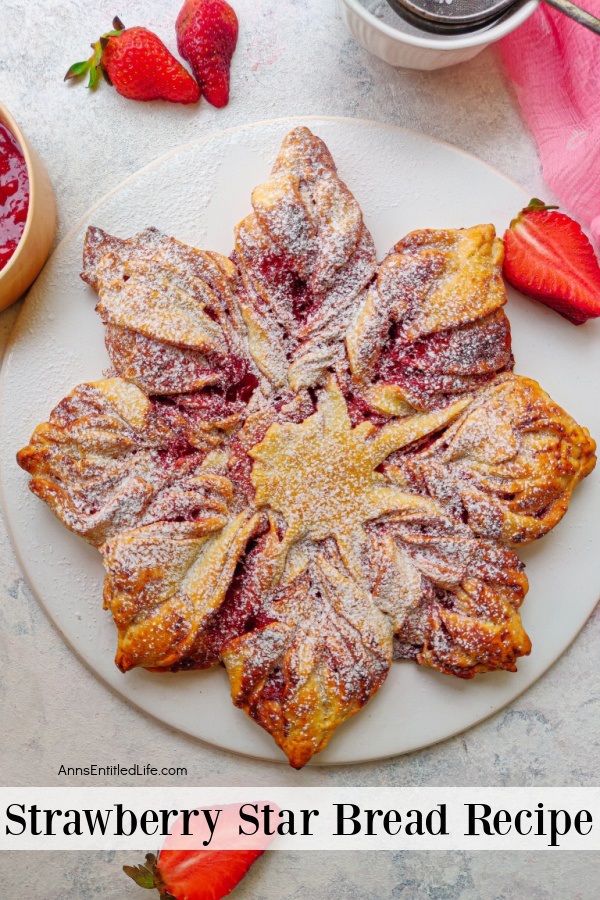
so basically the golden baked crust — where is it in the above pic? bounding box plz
[17,378,176,546]
[17,127,597,767]
[83,226,251,397]
[233,126,377,392]
[387,373,596,546]
[347,225,513,414]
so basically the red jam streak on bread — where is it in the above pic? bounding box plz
[0,123,29,272]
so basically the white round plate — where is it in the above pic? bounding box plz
[1,117,599,766]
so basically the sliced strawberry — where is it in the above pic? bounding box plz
[124,847,264,900]
[124,803,275,899]
[503,199,600,325]
[156,848,264,900]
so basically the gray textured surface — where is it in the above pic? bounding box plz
[1,0,599,897]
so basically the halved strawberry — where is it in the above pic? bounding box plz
[503,199,600,325]
[124,848,264,900]
[156,848,264,900]
[124,803,274,899]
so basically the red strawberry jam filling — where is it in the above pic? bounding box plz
[374,311,513,408]
[0,122,29,272]
[257,252,319,323]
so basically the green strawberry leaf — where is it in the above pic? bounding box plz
[123,863,156,889]
[64,25,121,92]
[88,65,100,89]
[123,854,178,899]
[64,59,91,81]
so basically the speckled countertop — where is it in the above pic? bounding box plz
[1,1,599,897]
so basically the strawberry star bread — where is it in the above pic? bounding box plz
[17,128,596,767]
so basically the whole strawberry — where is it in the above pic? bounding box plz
[176,0,239,108]
[65,17,200,105]
[503,199,600,325]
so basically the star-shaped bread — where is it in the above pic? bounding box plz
[18,127,596,767]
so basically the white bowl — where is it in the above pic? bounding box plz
[337,0,539,70]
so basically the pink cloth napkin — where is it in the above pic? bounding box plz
[501,1,600,247]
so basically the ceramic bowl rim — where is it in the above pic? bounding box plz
[0,102,36,286]
[339,0,539,50]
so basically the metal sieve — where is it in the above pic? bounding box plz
[385,0,600,35]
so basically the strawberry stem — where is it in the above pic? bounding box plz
[123,853,177,898]
[87,41,103,89]
[63,19,125,89]
[525,198,559,213]
[509,198,560,229]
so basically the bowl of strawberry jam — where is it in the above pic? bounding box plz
[0,103,56,311]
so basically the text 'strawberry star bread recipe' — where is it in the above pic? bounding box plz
[17,127,596,768]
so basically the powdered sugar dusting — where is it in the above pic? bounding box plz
[15,126,597,767]
[234,127,378,392]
